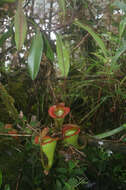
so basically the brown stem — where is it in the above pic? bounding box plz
[0,133,31,137]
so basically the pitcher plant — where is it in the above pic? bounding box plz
[41,136,58,172]
[48,103,70,129]
[62,124,80,148]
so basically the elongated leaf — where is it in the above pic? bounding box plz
[74,19,108,58]
[56,35,70,77]
[14,0,27,51]
[2,0,15,2]
[0,0,15,4]
[28,31,43,80]
[4,184,10,190]
[119,18,126,40]
[0,170,2,188]
[58,0,66,18]
[94,125,125,139]
[56,180,62,190]
[111,43,126,63]
[43,34,54,62]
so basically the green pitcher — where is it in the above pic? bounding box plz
[62,124,80,148]
[41,136,58,171]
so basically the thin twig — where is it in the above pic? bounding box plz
[0,133,31,137]
[51,18,74,32]
[48,0,53,37]
[69,145,86,158]
[72,33,89,51]
[26,123,40,134]
[16,171,22,190]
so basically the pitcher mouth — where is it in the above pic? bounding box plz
[42,136,59,145]
[62,124,80,139]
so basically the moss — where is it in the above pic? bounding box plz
[0,82,18,121]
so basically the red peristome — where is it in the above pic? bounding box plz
[8,130,17,134]
[42,136,59,145]
[34,135,59,145]
[62,124,80,139]
[48,103,70,119]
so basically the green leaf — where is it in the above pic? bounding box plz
[74,19,108,58]
[123,124,126,129]
[0,122,4,128]
[28,31,43,80]
[56,167,67,174]
[58,0,66,18]
[68,160,76,171]
[0,122,5,132]
[119,18,126,40]
[14,0,27,51]
[94,125,125,139]
[68,178,78,187]
[111,42,126,63]
[64,182,72,190]
[43,34,54,62]
[0,170,2,188]
[0,27,13,47]
[56,34,70,77]
[56,180,62,190]
[0,0,16,4]
[4,184,10,190]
